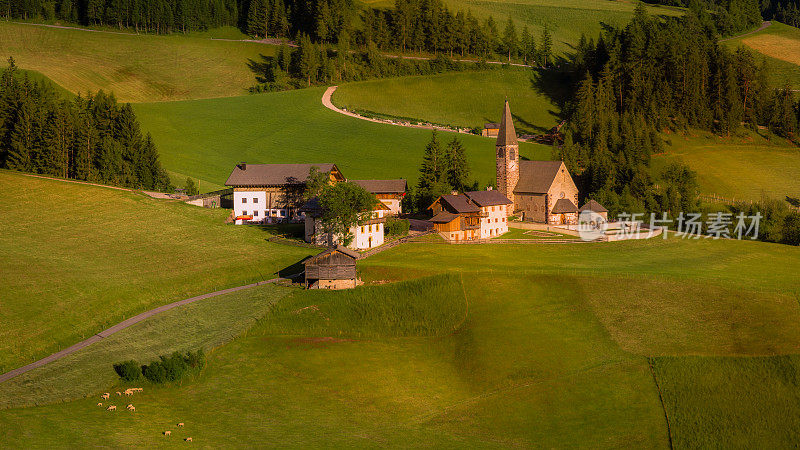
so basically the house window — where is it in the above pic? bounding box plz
[280,210,285,217]
[242,198,247,203]
[242,210,248,215]
[254,211,259,216]
[253,198,258,203]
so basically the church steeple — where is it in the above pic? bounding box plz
[496,100,519,206]
[496,99,518,147]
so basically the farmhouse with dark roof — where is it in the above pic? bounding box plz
[495,101,580,224]
[428,189,513,241]
[225,163,345,224]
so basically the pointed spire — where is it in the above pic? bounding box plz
[496,100,518,147]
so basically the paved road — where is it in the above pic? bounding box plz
[322,86,478,136]
[720,21,772,42]
[0,277,292,384]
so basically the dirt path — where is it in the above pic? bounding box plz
[720,21,772,42]
[0,277,293,384]
[322,86,478,136]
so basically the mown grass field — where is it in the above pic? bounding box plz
[334,68,562,134]
[724,21,800,89]
[653,130,800,201]
[3,235,800,446]
[0,170,313,374]
[0,21,276,102]
[133,87,553,191]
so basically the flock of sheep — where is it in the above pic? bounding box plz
[97,388,192,442]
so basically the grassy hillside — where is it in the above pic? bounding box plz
[133,87,553,190]
[0,170,313,374]
[724,21,800,89]
[3,235,800,445]
[333,68,563,134]
[653,130,800,201]
[0,22,276,102]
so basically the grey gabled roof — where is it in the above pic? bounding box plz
[496,100,518,147]
[514,161,565,194]
[351,179,407,194]
[225,163,337,187]
[464,190,513,207]
[430,212,460,223]
[484,122,500,129]
[438,194,481,214]
[579,199,608,213]
[304,245,359,265]
[551,198,578,214]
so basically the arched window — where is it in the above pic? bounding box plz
[498,148,505,158]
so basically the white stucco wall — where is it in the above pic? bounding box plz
[233,190,289,224]
[479,204,509,238]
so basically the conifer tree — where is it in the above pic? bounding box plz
[540,25,552,67]
[445,136,469,191]
[502,18,517,62]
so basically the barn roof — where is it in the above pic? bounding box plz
[484,122,500,129]
[514,161,564,194]
[496,100,518,147]
[464,190,513,207]
[351,179,407,194]
[551,198,578,214]
[430,211,460,223]
[579,199,608,213]
[225,163,339,187]
[436,194,480,214]
[304,245,359,265]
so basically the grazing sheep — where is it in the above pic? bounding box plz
[116,391,122,396]
[106,405,116,411]
[128,406,135,412]
[101,393,110,399]
[126,404,134,410]
[97,403,103,407]
[124,390,133,396]
[164,431,172,436]
[177,423,184,427]
[185,437,192,442]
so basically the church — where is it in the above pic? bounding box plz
[495,101,580,225]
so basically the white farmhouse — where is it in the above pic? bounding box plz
[224,163,345,224]
[464,189,513,238]
[300,197,389,250]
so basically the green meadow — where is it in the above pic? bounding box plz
[0,21,276,102]
[333,68,563,134]
[0,170,313,374]
[3,234,800,446]
[724,21,800,89]
[133,88,552,190]
[653,130,800,201]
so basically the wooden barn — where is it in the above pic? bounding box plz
[303,246,361,290]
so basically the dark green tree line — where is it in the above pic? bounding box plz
[0,57,172,190]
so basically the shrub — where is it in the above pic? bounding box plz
[115,350,206,384]
[142,361,167,384]
[385,218,410,236]
[113,360,141,382]
[161,352,189,382]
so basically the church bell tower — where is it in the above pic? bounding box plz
[496,100,519,205]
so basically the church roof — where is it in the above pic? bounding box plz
[464,190,513,207]
[496,100,518,147]
[579,199,608,213]
[225,163,338,187]
[551,198,578,214]
[513,161,565,194]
